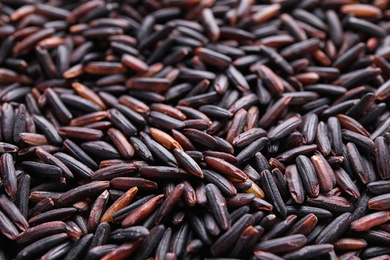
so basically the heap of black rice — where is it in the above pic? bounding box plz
[1,0,390,259]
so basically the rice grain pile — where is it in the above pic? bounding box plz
[1,0,390,259]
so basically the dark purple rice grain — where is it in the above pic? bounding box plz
[370,117,390,141]
[352,189,371,221]
[153,183,183,226]
[63,139,99,170]
[356,229,390,246]
[0,208,19,240]
[109,226,149,244]
[343,67,382,90]
[361,247,390,259]
[233,179,253,191]
[106,128,135,160]
[113,104,146,128]
[13,104,26,144]
[271,168,290,200]
[81,141,120,160]
[15,233,68,260]
[243,164,260,182]
[322,100,358,118]
[139,166,192,180]
[295,155,320,198]
[154,227,172,260]
[57,182,109,207]
[334,167,361,199]
[287,213,317,237]
[250,197,274,212]
[28,208,76,227]
[259,214,298,243]
[252,250,285,260]
[86,244,118,260]
[342,129,376,154]
[285,164,305,204]
[260,170,287,218]
[129,137,154,163]
[367,180,390,195]
[60,93,103,113]
[91,164,136,181]
[346,142,369,184]
[283,244,334,260]
[286,205,333,220]
[63,233,93,260]
[140,132,178,167]
[280,38,321,59]
[210,214,254,257]
[110,176,156,190]
[235,137,268,164]
[256,65,284,97]
[178,91,220,108]
[315,212,352,244]
[26,191,59,211]
[226,108,248,144]
[32,115,63,145]
[258,95,292,129]
[3,58,28,72]
[1,103,14,144]
[133,224,165,260]
[202,151,234,164]
[107,108,138,136]
[15,173,31,218]
[255,234,307,255]
[122,195,163,228]
[21,161,63,180]
[205,156,247,181]
[41,241,72,260]
[368,194,390,211]
[230,205,251,225]
[205,183,231,232]
[346,92,376,119]
[170,221,190,259]
[228,93,259,115]
[268,116,302,141]
[0,153,17,197]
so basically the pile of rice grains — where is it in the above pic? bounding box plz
[2,0,390,259]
